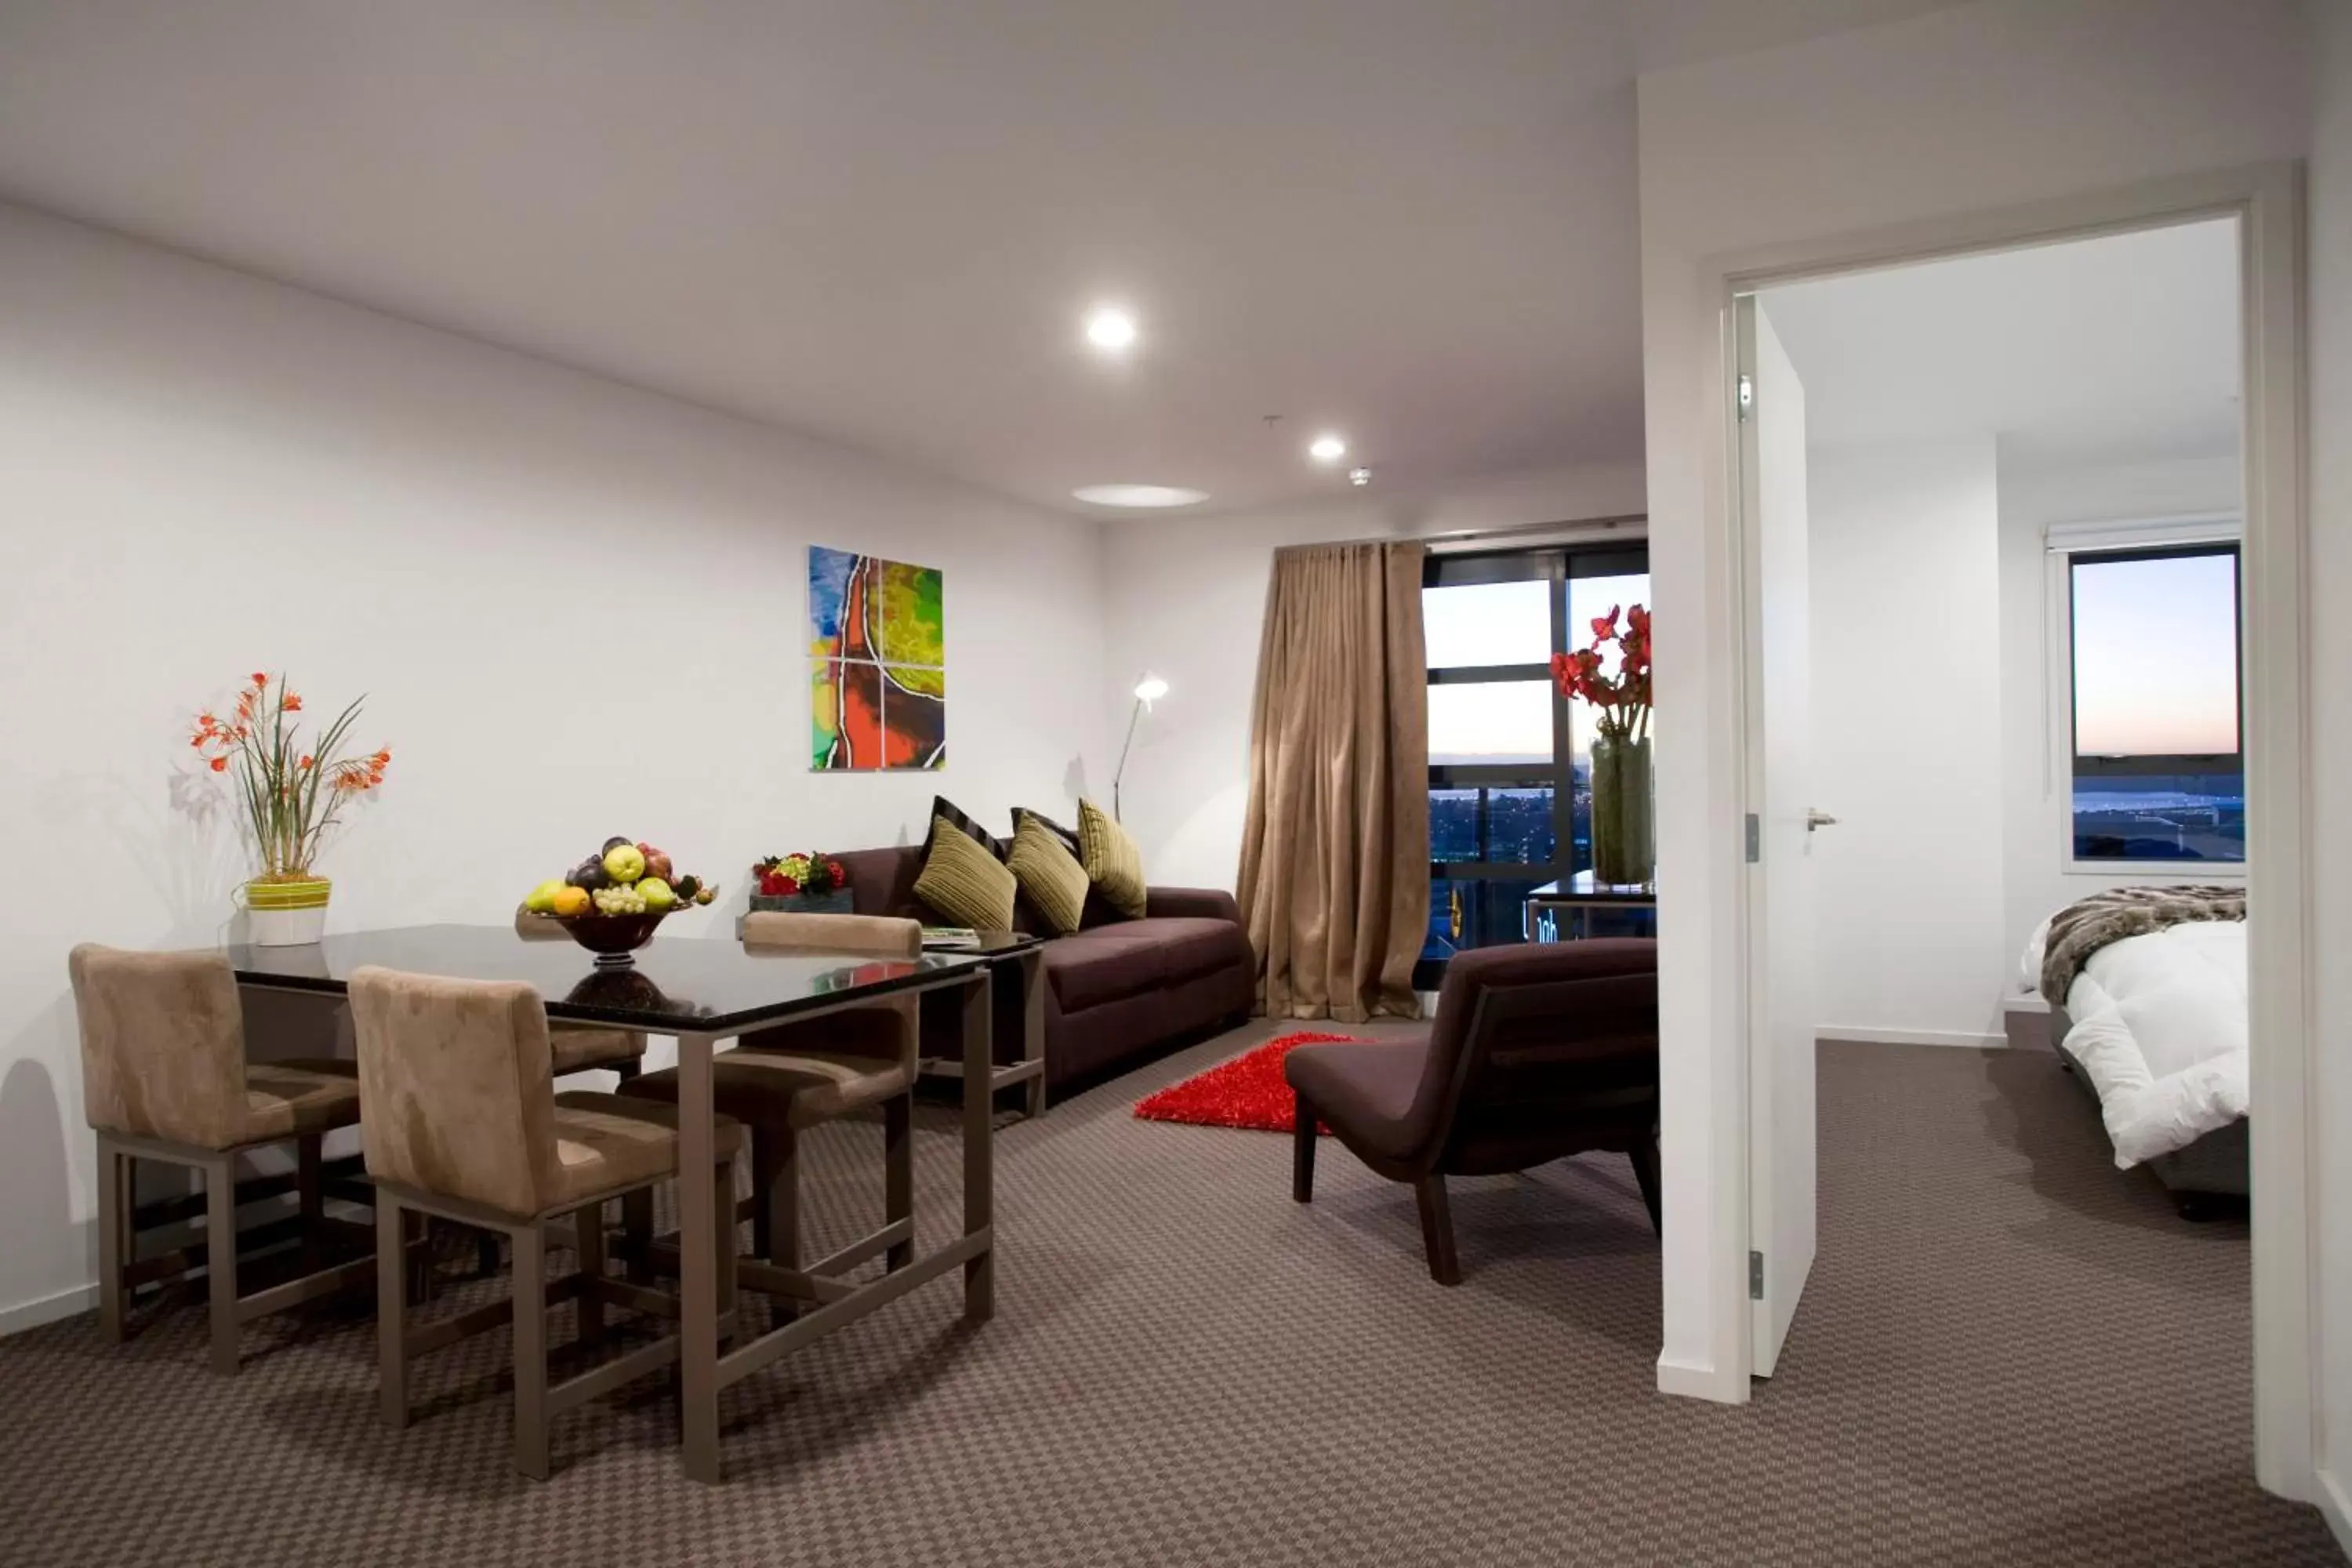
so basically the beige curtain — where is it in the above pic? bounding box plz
[1236,541,1429,1022]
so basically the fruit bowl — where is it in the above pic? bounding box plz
[519,836,718,970]
[546,908,682,967]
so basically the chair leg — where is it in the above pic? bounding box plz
[511,1222,550,1481]
[884,1093,914,1272]
[575,1200,606,1348]
[767,1134,800,1273]
[97,1140,129,1342]
[1414,1174,1461,1287]
[297,1134,325,1271]
[1291,1094,1317,1203]
[750,1131,778,1262]
[619,1188,654,1283]
[204,1153,241,1372]
[713,1156,739,1345]
[1629,1137,1663,1237]
[376,1195,410,1429]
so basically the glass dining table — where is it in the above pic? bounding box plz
[224,923,999,1483]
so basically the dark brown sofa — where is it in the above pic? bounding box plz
[833,845,1254,1093]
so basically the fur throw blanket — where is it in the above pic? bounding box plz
[2039,884,2245,1005]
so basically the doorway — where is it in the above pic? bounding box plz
[1715,169,2315,1497]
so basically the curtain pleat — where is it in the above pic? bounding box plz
[1236,542,1429,1022]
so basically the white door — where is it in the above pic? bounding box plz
[1737,296,1818,1377]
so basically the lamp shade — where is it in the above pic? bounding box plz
[1134,676,1170,703]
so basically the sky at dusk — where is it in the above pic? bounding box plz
[2072,551,2240,757]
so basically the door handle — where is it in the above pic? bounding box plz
[1805,809,1839,833]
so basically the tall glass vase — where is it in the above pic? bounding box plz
[1590,734,1654,889]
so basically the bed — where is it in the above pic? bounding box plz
[2020,886,2248,1218]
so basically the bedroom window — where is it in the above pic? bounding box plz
[1420,541,1650,986]
[2067,542,2243,864]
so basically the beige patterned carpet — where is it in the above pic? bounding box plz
[0,1028,2340,1566]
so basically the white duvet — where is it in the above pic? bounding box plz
[2019,916,2247,1168]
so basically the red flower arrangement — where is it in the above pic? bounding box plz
[757,852,848,898]
[1552,603,1652,744]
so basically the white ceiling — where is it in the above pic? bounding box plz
[0,0,1973,519]
[1759,218,2242,471]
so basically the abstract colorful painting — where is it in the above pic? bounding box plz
[810,546,946,770]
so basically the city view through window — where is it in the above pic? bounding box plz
[2069,544,2244,863]
[1421,546,1650,979]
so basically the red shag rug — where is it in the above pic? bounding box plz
[1132,1032,1365,1134]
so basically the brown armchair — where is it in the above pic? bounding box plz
[1284,939,1660,1286]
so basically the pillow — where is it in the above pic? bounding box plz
[1006,814,1091,935]
[1013,807,1083,859]
[1076,798,1148,919]
[931,794,1006,858]
[912,815,1018,931]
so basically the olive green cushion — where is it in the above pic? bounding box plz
[1077,798,1148,920]
[912,815,1019,931]
[1007,811,1091,935]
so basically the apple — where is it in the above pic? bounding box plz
[640,847,675,884]
[524,879,565,914]
[551,884,591,917]
[638,877,676,912]
[603,843,647,884]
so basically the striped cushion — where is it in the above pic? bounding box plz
[1007,811,1091,935]
[912,815,1018,931]
[1078,798,1148,919]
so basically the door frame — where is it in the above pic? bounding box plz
[1694,162,2318,1500]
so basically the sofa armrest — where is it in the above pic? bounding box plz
[1146,886,1241,924]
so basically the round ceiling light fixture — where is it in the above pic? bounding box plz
[1308,432,1348,464]
[1348,466,1373,487]
[1084,306,1139,352]
[1072,483,1209,509]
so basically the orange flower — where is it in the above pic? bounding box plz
[250,671,267,686]
[209,756,227,773]
[299,754,314,770]
[282,691,303,713]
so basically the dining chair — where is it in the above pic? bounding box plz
[1285,938,1661,1286]
[513,907,648,1081]
[617,911,921,1313]
[347,965,743,1479]
[67,944,379,1373]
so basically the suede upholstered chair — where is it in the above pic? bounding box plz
[1285,938,1661,1287]
[513,907,648,1080]
[348,966,743,1479]
[618,912,922,1308]
[68,944,379,1373]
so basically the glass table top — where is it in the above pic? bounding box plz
[1526,870,1658,904]
[223,924,989,1033]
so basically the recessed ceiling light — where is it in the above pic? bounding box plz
[1084,307,1138,352]
[1308,433,1348,463]
[1073,484,1208,509]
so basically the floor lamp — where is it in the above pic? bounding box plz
[1113,675,1168,821]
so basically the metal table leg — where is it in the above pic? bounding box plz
[960,972,994,1322]
[676,1028,721,1483]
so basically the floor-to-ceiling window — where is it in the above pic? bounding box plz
[1420,539,1648,987]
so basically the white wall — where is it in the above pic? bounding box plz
[1801,437,2006,1045]
[0,202,1111,1330]
[2304,0,2352,1545]
[1996,452,2245,1003]
[1635,0,2309,1402]
[1098,462,1647,891]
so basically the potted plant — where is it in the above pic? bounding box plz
[189,673,390,946]
[1553,604,1653,888]
[752,852,855,914]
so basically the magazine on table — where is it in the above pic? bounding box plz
[921,926,984,951]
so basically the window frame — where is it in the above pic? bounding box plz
[2046,517,2245,876]
[1420,540,1650,986]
